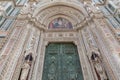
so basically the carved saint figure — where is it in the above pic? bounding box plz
[91,51,108,80]
[20,53,33,80]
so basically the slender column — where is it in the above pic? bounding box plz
[31,30,44,80]
[27,27,41,80]
[37,31,46,80]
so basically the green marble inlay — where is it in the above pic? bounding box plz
[42,43,84,80]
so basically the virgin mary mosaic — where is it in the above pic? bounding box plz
[49,18,73,29]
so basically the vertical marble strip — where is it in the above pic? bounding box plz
[38,40,46,80]
[78,29,95,80]
[11,26,37,80]
[0,27,23,76]
[11,26,32,80]
[24,29,34,53]
[100,20,119,53]
[90,21,119,80]
[11,25,41,80]
[31,30,43,80]
[3,26,29,80]
[94,20,120,77]
[93,19,120,53]
[27,28,41,80]
[86,23,112,79]
[29,30,40,80]
[81,27,92,56]
[80,27,98,80]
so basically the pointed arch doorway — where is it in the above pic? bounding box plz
[42,43,84,80]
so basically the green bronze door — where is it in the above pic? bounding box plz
[42,43,84,80]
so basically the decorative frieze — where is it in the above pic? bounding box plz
[44,32,77,39]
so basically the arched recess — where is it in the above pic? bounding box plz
[44,14,78,28]
[33,1,88,17]
[32,1,89,29]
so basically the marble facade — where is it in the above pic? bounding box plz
[0,0,120,80]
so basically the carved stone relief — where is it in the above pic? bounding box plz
[36,6,84,27]
[81,27,109,80]
[44,32,77,39]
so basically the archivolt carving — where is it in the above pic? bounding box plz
[36,5,85,28]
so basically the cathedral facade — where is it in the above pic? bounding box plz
[0,0,120,80]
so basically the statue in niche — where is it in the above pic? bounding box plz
[20,53,33,80]
[48,56,57,80]
[91,51,108,80]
